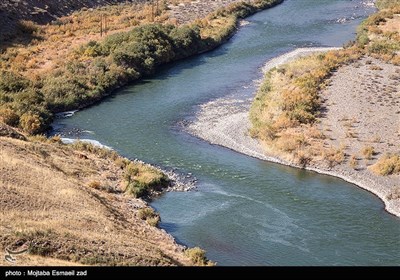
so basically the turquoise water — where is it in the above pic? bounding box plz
[53,0,400,265]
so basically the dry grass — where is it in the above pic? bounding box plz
[361,145,376,160]
[138,208,161,227]
[185,247,214,266]
[357,3,400,64]
[349,155,358,170]
[323,146,345,168]
[0,1,172,79]
[370,154,400,175]
[376,0,400,10]
[250,1,400,170]
[0,0,283,135]
[250,48,361,165]
[0,123,26,140]
[0,135,192,266]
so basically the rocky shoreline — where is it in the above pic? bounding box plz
[187,48,400,218]
[131,159,197,193]
[59,136,197,193]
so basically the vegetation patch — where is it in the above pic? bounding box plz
[356,2,400,64]
[124,162,169,198]
[361,145,376,160]
[250,1,400,169]
[370,154,400,176]
[185,247,214,266]
[0,0,283,135]
[250,48,361,165]
[138,208,161,227]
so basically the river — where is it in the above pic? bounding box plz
[53,0,400,265]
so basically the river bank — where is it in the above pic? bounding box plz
[187,47,400,218]
[54,0,400,265]
[1,0,286,266]
[0,0,284,135]
[59,137,197,192]
[0,127,196,266]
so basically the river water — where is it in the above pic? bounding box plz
[53,0,400,265]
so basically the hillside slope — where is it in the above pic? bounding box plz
[0,0,140,33]
[0,128,193,266]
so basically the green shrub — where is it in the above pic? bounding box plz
[138,207,160,227]
[124,162,168,198]
[356,29,370,47]
[111,24,176,74]
[83,40,103,57]
[0,108,19,126]
[0,71,30,93]
[125,181,148,198]
[185,247,212,266]
[169,25,204,59]
[19,113,43,135]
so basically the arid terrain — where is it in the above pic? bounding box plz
[2,0,398,267]
[189,3,400,217]
[0,0,141,44]
[314,55,400,215]
[168,0,254,23]
[1,0,265,266]
[0,125,194,266]
[189,51,400,217]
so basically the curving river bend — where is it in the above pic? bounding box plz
[53,0,400,265]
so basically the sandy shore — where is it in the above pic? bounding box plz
[187,47,400,218]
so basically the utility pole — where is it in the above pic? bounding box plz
[156,0,159,16]
[100,14,108,37]
[100,14,103,37]
[104,15,108,35]
[151,1,155,22]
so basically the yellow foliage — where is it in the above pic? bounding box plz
[370,154,400,175]
[19,113,42,135]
